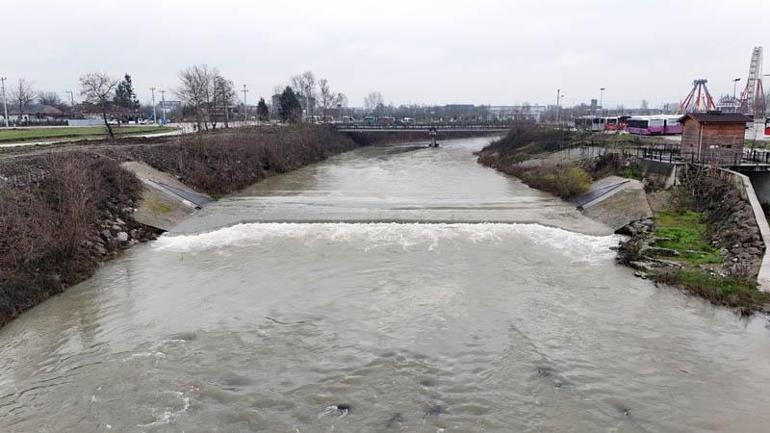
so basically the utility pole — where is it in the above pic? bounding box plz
[556,88,561,127]
[242,84,249,122]
[1,77,8,128]
[150,87,157,124]
[160,90,167,124]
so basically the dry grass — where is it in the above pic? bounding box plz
[0,153,143,325]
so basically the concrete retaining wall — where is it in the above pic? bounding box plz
[121,161,212,231]
[718,168,770,292]
[573,176,653,231]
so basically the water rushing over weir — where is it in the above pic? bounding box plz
[2,137,770,432]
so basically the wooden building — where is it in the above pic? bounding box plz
[679,112,750,165]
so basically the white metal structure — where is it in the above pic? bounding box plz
[740,46,766,117]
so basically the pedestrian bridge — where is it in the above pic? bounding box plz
[335,123,512,147]
[334,123,512,133]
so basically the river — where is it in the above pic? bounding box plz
[2,137,770,432]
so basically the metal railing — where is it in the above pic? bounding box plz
[335,123,514,130]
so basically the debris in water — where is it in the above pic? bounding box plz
[323,403,350,417]
[265,316,307,325]
[425,402,446,416]
[385,412,405,427]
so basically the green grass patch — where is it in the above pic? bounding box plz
[659,270,768,309]
[0,126,175,142]
[618,167,642,180]
[653,210,722,265]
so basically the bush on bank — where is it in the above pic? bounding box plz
[127,125,361,196]
[0,153,148,326]
[506,163,592,199]
[0,126,372,327]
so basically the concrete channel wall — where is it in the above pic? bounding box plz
[719,168,770,292]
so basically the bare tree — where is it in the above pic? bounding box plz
[10,79,35,123]
[290,70,316,120]
[363,92,384,114]
[334,92,348,108]
[38,91,62,106]
[176,64,216,131]
[79,73,118,139]
[333,92,348,121]
[212,75,236,129]
[318,78,335,119]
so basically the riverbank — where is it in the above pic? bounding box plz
[0,126,496,327]
[0,127,347,327]
[477,123,770,313]
[1,126,359,326]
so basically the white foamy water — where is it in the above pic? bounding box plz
[156,221,619,261]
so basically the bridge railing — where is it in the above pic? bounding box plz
[334,123,514,130]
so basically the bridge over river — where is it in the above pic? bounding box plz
[336,123,513,147]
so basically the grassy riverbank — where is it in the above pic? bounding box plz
[0,125,175,143]
[624,207,767,311]
[478,123,770,312]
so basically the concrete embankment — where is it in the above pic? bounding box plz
[573,176,653,231]
[121,161,212,231]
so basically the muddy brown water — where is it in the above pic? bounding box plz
[2,137,770,432]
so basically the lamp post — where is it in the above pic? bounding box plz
[242,84,248,122]
[66,90,76,116]
[556,89,561,126]
[150,87,157,124]
[1,77,8,128]
[160,90,167,124]
[733,78,741,99]
[599,87,605,114]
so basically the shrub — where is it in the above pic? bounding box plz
[0,152,142,325]
[515,163,591,198]
[130,125,361,196]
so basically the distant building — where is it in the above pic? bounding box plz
[679,112,750,165]
[3,104,66,123]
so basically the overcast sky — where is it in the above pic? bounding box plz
[2,0,768,109]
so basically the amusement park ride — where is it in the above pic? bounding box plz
[683,47,766,120]
[679,79,716,113]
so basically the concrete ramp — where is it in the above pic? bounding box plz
[574,176,653,231]
[121,161,211,231]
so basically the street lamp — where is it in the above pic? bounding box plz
[599,87,606,114]
[242,84,249,122]
[556,89,566,127]
[0,77,8,128]
[733,78,741,99]
[160,90,167,124]
[150,87,157,124]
